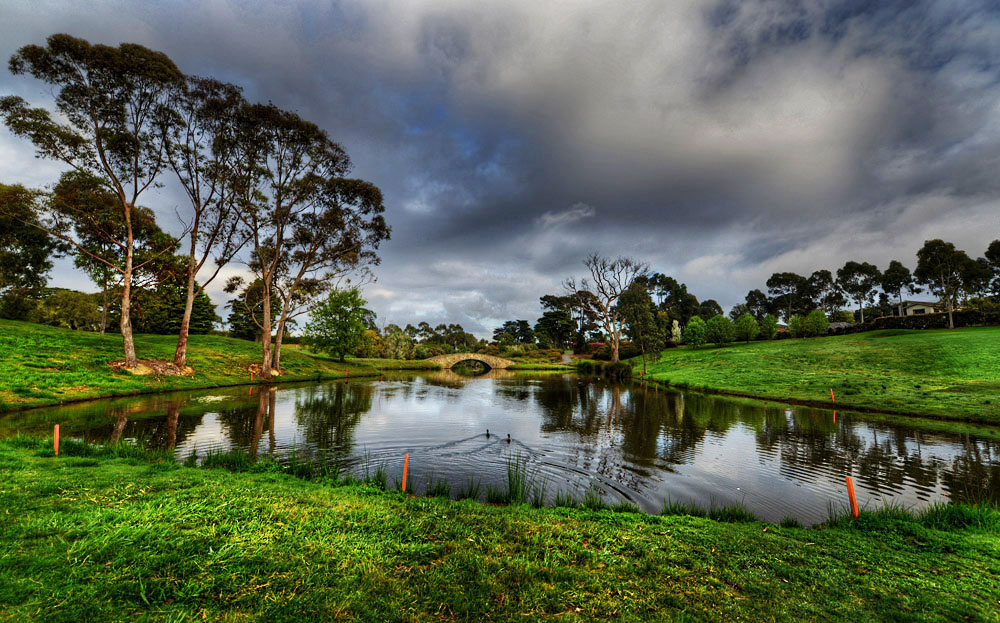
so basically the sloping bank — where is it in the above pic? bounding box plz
[0,319,437,412]
[633,327,1000,423]
[2,437,998,622]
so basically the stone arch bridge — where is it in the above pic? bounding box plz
[426,353,515,370]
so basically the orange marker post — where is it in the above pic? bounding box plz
[402,454,410,492]
[830,388,835,402]
[251,371,255,382]
[54,424,59,456]
[845,476,859,519]
[832,410,836,423]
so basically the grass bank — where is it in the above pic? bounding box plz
[2,438,999,622]
[0,320,436,412]
[639,327,1000,422]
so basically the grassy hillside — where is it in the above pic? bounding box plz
[0,319,436,412]
[2,438,998,622]
[639,327,1000,421]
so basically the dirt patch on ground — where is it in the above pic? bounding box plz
[108,360,195,377]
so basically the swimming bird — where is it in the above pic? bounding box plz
[486,429,490,439]
[506,434,511,443]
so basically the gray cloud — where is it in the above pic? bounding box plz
[2,0,999,337]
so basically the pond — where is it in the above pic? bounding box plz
[3,370,998,524]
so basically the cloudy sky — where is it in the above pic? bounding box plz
[2,0,999,337]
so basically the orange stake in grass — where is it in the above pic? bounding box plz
[54,424,59,456]
[830,388,835,402]
[845,476,859,518]
[402,453,410,492]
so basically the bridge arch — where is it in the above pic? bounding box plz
[425,353,516,370]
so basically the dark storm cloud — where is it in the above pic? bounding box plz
[2,0,999,335]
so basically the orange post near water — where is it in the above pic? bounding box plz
[845,476,859,518]
[830,388,835,402]
[402,454,409,492]
[54,424,59,456]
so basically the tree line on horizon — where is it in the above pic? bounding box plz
[0,34,389,379]
[490,239,1000,365]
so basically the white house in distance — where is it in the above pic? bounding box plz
[895,300,942,316]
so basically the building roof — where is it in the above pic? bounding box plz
[901,300,940,306]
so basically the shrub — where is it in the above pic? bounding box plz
[734,313,759,343]
[592,341,641,361]
[684,316,707,347]
[706,314,735,345]
[803,310,830,337]
[788,314,803,337]
[760,314,779,340]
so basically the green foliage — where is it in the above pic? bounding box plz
[760,314,779,340]
[803,310,830,337]
[0,183,63,297]
[837,261,882,323]
[493,319,534,344]
[683,316,707,347]
[533,309,575,350]
[27,289,101,331]
[381,327,415,360]
[592,342,640,361]
[788,314,803,338]
[303,288,370,362]
[706,314,735,345]
[915,239,977,329]
[733,313,759,343]
[112,282,217,335]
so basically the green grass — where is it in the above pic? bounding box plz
[0,319,438,411]
[640,327,1000,421]
[2,439,999,622]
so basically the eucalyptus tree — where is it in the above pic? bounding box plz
[228,103,388,378]
[0,34,184,367]
[914,239,975,329]
[766,272,808,322]
[619,281,663,373]
[165,77,250,367]
[881,260,918,316]
[566,254,648,363]
[808,270,845,316]
[836,261,881,323]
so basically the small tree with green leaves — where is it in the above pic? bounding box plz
[734,313,759,343]
[760,314,779,340]
[303,288,370,362]
[788,314,803,338]
[803,310,830,337]
[683,316,707,348]
[706,314,734,345]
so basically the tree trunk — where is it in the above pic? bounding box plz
[947,299,954,329]
[272,305,291,372]
[859,301,865,324]
[120,228,137,369]
[173,268,197,367]
[260,283,273,379]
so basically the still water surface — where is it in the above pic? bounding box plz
[4,370,998,524]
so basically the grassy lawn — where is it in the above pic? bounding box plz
[639,327,1000,421]
[0,320,436,412]
[1,438,998,622]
